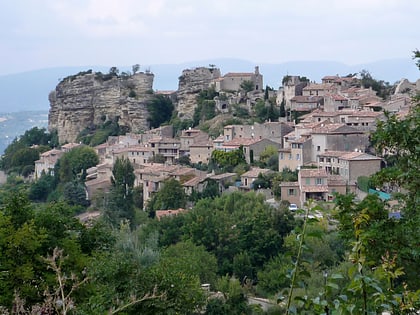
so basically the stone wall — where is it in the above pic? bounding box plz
[48,71,154,144]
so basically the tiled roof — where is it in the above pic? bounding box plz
[300,168,328,178]
[340,152,381,161]
[241,167,271,178]
[301,185,329,193]
[223,137,260,146]
[312,123,361,134]
[208,172,237,180]
[224,72,253,78]
[291,95,323,103]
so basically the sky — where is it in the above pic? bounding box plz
[1,0,419,75]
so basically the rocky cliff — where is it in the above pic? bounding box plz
[48,71,154,144]
[175,67,221,119]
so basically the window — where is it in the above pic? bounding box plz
[280,152,284,160]
[305,178,310,185]
[296,153,300,160]
[326,158,331,163]
[317,146,321,151]
[289,153,292,160]
[316,178,323,185]
[319,157,324,162]
[288,188,296,196]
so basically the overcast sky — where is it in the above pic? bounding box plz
[1,0,419,75]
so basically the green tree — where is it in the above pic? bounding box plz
[106,157,135,226]
[279,99,286,117]
[62,180,90,208]
[147,95,174,128]
[240,80,254,92]
[58,146,99,182]
[132,63,140,74]
[147,178,186,217]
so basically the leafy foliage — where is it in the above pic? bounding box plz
[147,94,174,128]
[147,178,187,217]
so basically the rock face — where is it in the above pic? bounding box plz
[175,67,221,119]
[48,71,154,144]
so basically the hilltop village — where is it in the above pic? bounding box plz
[40,65,418,211]
[1,60,419,313]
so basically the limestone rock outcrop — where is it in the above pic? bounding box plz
[175,67,221,119]
[48,71,154,144]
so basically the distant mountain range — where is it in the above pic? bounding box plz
[0,58,418,112]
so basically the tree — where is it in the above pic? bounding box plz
[106,157,135,226]
[279,99,286,117]
[147,178,186,217]
[58,146,99,182]
[240,80,254,92]
[109,66,119,76]
[132,64,140,74]
[147,95,174,128]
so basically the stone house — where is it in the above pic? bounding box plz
[317,151,382,184]
[212,66,263,92]
[61,142,82,153]
[302,83,337,97]
[310,123,369,162]
[279,136,312,171]
[321,75,358,89]
[223,121,293,145]
[280,169,356,207]
[220,137,282,164]
[207,172,238,193]
[323,94,349,112]
[179,128,209,156]
[240,167,272,190]
[34,148,63,179]
[279,182,300,206]
[148,137,181,164]
[135,163,180,205]
[189,140,214,164]
[110,145,154,166]
[300,109,384,133]
[290,95,323,112]
[277,75,308,109]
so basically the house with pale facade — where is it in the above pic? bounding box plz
[290,95,323,112]
[280,168,356,207]
[189,140,214,164]
[179,128,209,156]
[34,148,63,179]
[310,123,369,162]
[219,137,281,164]
[240,167,272,190]
[317,151,382,184]
[223,121,292,144]
[148,137,181,164]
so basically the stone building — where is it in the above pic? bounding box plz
[213,66,263,92]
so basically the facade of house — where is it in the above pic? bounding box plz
[179,129,209,155]
[189,141,214,164]
[223,121,292,144]
[219,137,281,164]
[279,137,312,171]
[148,137,181,164]
[310,123,368,162]
[290,95,323,112]
[317,151,382,183]
[34,148,63,179]
[280,169,356,207]
[240,167,272,190]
